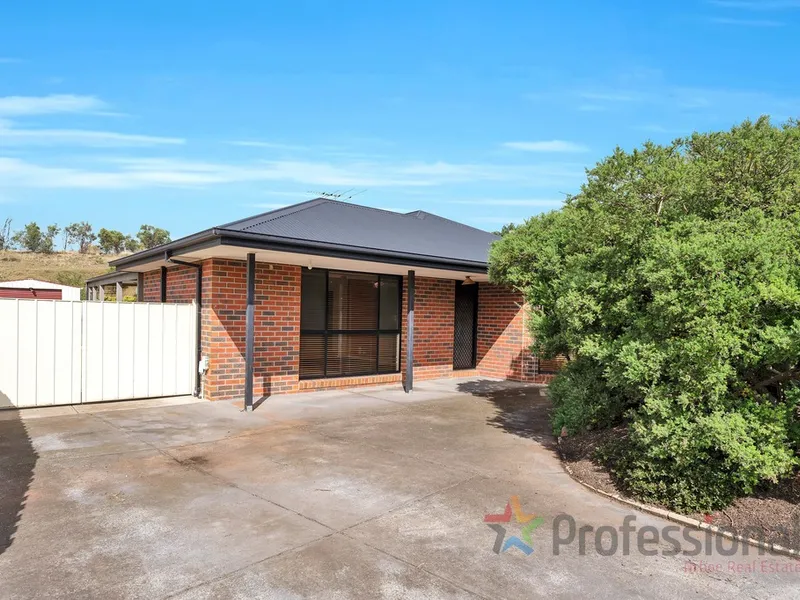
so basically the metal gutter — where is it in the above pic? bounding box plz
[85,271,140,285]
[108,228,219,269]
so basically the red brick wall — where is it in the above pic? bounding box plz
[141,259,556,401]
[166,266,198,303]
[400,276,455,381]
[476,283,555,383]
[200,259,301,401]
[142,270,161,302]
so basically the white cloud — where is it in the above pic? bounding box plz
[569,84,798,116]
[0,156,584,191]
[577,104,607,112]
[710,17,784,25]
[227,140,309,150]
[503,140,589,153]
[0,94,107,116]
[0,125,184,147]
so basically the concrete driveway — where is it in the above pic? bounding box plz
[0,378,797,599]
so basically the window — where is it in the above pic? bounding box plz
[299,270,402,379]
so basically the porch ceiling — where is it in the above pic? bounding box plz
[122,245,490,282]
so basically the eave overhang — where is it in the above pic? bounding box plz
[109,228,490,274]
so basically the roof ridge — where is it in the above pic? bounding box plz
[404,209,497,237]
[322,198,413,216]
[216,197,328,230]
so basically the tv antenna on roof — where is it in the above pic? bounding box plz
[307,189,368,201]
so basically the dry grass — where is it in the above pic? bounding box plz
[0,250,123,287]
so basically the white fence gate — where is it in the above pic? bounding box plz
[0,299,197,408]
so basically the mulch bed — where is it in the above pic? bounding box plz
[559,427,800,549]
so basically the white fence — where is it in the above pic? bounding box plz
[0,299,197,408]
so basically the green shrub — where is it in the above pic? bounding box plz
[549,357,628,435]
[490,117,800,512]
[56,271,84,288]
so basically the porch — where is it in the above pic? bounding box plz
[102,198,560,408]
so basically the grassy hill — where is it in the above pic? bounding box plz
[0,251,122,288]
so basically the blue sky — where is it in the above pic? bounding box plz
[1,0,799,241]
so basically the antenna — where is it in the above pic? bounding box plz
[306,189,369,201]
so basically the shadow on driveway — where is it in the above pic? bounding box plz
[0,395,38,557]
[456,379,556,449]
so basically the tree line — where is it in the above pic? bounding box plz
[0,219,171,255]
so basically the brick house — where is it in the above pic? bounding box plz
[101,198,557,409]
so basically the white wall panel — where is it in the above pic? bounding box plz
[16,301,38,408]
[0,299,196,407]
[0,299,19,408]
[36,300,56,406]
[132,303,151,398]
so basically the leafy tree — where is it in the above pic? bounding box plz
[38,224,60,254]
[493,222,518,236]
[490,117,800,512]
[124,235,141,253]
[97,228,127,254]
[0,218,12,250]
[65,222,96,253]
[12,222,44,252]
[62,225,74,251]
[137,224,171,249]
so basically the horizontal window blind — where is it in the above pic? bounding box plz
[300,270,401,379]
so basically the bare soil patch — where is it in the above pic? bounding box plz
[559,427,800,548]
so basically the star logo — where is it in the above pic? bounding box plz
[484,495,544,555]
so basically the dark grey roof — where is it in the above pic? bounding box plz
[218,198,498,264]
[111,198,498,272]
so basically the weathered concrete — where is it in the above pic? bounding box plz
[0,379,797,599]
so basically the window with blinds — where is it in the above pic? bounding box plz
[299,270,402,379]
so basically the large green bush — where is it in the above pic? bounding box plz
[490,117,800,511]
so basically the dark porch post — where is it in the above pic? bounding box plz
[244,252,256,412]
[160,266,167,302]
[405,269,415,393]
[137,272,144,302]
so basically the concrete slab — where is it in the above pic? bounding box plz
[0,395,200,421]
[172,533,477,600]
[73,395,200,413]
[247,390,399,424]
[0,449,331,599]
[167,425,475,530]
[0,377,796,599]
[346,476,797,600]
[310,394,560,481]
[92,401,276,448]
[0,405,78,420]
[8,413,153,460]
[351,386,464,405]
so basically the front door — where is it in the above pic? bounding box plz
[453,281,478,370]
